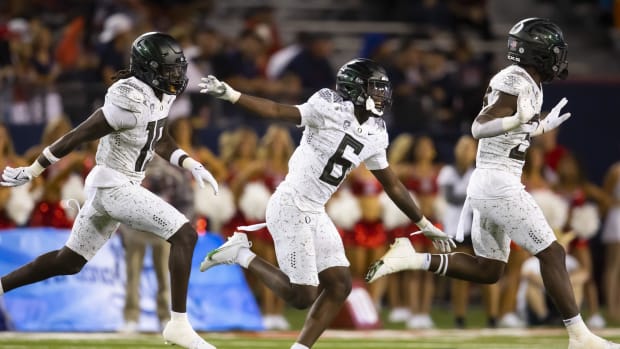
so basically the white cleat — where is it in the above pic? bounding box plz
[365,237,424,283]
[162,320,216,349]
[568,334,620,349]
[199,232,251,272]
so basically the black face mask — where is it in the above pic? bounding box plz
[552,45,568,80]
[367,79,392,112]
[160,62,188,95]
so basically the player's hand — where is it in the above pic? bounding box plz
[539,98,571,133]
[1,166,34,187]
[516,86,537,124]
[198,75,241,103]
[412,218,456,253]
[189,163,219,195]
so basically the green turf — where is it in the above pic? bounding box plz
[1,332,620,349]
[1,306,618,348]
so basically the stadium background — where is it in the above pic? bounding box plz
[0,0,619,347]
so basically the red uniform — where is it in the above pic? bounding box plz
[346,176,387,248]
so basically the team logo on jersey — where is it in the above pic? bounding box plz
[343,120,351,130]
[150,103,155,113]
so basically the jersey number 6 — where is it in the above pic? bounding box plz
[319,134,364,186]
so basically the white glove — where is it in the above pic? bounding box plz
[411,217,456,253]
[198,75,241,103]
[531,98,571,136]
[516,85,538,124]
[1,166,34,187]
[188,162,219,195]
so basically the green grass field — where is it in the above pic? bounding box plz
[1,328,620,349]
[2,307,619,348]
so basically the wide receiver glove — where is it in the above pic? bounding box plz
[1,166,35,187]
[187,162,219,195]
[411,217,456,253]
[198,76,241,103]
[531,98,571,136]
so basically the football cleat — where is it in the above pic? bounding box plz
[162,319,216,349]
[568,334,620,349]
[365,237,425,283]
[199,232,251,272]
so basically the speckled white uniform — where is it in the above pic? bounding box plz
[66,77,188,260]
[467,65,555,262]
[266,88,389,285]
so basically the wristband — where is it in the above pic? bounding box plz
[27,161,45,177]
[40,147,61,167]
[170,149,189,167]
[28,146,61,177]
[229,89,241,104]
[415,216,432,230]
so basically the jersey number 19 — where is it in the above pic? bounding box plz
[135,119,166,172]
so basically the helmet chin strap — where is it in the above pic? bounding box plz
[365,96,383,116]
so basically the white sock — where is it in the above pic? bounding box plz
[237,248,256,269]
[564,314,591,339]
[291,343,310,349]
[170,311,188,322]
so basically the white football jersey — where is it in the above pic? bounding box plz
[86,77,176,188]
[279,88,389,211]
[469,65,542,199]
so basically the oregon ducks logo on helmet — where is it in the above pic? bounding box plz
[507,18,568,82]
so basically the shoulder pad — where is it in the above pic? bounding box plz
[314,88,344,104]
[490,66,531,96]
[374,118,386,130]
[106,80,148,113]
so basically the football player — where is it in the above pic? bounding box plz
[198,58,454,349]
[0,32,218,349]
[365,18,619,348]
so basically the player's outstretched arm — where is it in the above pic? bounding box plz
[372,166,456,253]
[155,125,219,195]
[471,90,535,139]
[1,108,114,187]
[198,75,301,124]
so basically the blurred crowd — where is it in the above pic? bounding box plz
[1,0,619,332]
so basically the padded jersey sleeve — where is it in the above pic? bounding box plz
[295,88,343,129]
[364,130,389,171]
[101,81,146,130]
[364,148,389,171]
[489,66,531,97]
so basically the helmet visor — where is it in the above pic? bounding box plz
[367,79,392,111]
[161,62,188,94]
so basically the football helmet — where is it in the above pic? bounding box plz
[507,18,568,82]
[130,32,188,95]
[336,58,392,116]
